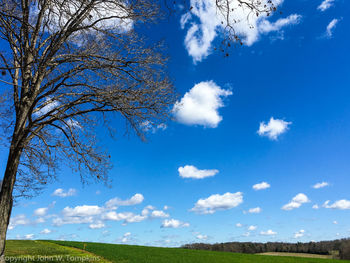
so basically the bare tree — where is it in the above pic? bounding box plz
[0,0,276,261]
[0,0,175,261]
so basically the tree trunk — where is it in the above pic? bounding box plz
[0,141,23,263]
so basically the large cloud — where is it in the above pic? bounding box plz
[181,0,302,62]
[191,192,243,214]
[173,81,232,128]
[178,165,218,179]
[282,193,310,211]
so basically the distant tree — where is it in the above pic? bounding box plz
[340,240,350,260]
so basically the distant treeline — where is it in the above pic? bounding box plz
[182,239,350,260]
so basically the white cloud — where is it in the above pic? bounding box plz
[260,229,277,236]
[246,207,262,214]
[40,229,51,234]
[282,193,310,211]
[34,208,48,217]
[312,182,329,189]
[161,219,190,228]
[312,204,320,209]
[258,117,291,140]
[173,81,232,128]
[236,223,243,227]
[253,182,271,191]
[24,234,35,240]
[191,192,243,214]
[150,210,169,219]
[140,121,167,133]
[318,0,335,11]
[259,15,302,34]
[248,225,257,231]
[121,232,132,243]
[178,165,218,179]
[326,19,339,38]
[62,205,103,217]
[8,215,31,230]
[196,234,208,240]
[105,193,144,209]
[181,0,301,62]
[333,221,338,225]
[294,229,305,239]
[323,200,350,210]
[89,222,105,229]
[33,97,60,118]
[52,188,76,198]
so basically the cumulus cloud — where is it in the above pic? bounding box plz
[248,225,257,231]
[253,182,271,190]
[105,193,144,209]
[40,229,51,234]
[181,0,301,62]
[258,117,291,140]
[34,207,48,217]
[326,19,339,38]
[50,193,172,228]
[294,229,305,239]
[52,188,76,198]
[312,182,329,189]
[178,165,218,179]
[191,192,243,214]
[282,193,310,211]
[260,229,277,236]
[236,223,243,227]
[8,215,31,230]
[62,205,103,217]
[24,234,35,240]
[317,0,335,11]
[102,211,147,224]
[173,81,232,128]
[245,207,262,214]
[121,232,132,243]
[312,204,320,209]
[150,210,170,219]
[161,219,190,228]
[89,222,105,229]
[323,200,350,210]
[196,234,208,240]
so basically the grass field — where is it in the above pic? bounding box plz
[257,252,335,259]
[5,240,350,263]
[48,240,350,263]
[5,240,108,263]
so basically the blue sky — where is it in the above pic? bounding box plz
[2,0,350,246]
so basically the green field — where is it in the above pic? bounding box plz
[5,240,350,263]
